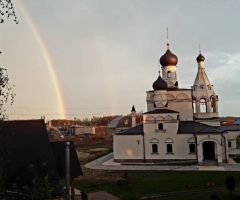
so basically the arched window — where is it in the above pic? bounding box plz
[200,98,207,113]
[189,144,195,153]
[158,123,163,130]
[152,144,158,153]
[211,96,217,113]
[193,97,196,113]
[167,71,171,78]
[200,85,204,90]
[167,144,173,153]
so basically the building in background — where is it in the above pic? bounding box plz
[109,116,132,134]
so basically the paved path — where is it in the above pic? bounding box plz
[85,153,240,171]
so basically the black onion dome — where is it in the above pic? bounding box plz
[160,44,178,67]
[196,53,205,62]
[152,75,168,90]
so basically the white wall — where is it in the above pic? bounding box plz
[144,133,197,160]
[196,134,223,163]
[226,131,240,155]
[113,135,143,160]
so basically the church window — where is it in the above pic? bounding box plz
[200,85,204,90]
[211,96,217,113]
[228,141,231,148]
[189,144,196,153]
[158,123,163,130]
[200,98,207,113]
[152,144,158,153]
[167,144,173,153]
[167,71,171,78]
[193,97,196,113]
[236,135,240,148]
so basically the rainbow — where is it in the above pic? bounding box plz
[16,1,66,119]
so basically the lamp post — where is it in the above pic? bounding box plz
[65,142,70,197]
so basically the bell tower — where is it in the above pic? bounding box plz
[192,52,219,125]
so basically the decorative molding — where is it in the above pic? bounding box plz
[167,94,175,100]
[234,133,240,140]
[187,137,196,143]
[166,81,174,87]
[198,138,221,145]
[164,138,174,143]
[150,138,159,143]
[197,95,209,101]
[146,116,155,121]
[156,115,165,120]
[176,93,189,100]
[165,115,174,120]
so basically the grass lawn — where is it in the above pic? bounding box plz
[155,191,240,200]
[75,171,240,198]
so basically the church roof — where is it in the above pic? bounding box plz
[215,126,240,131]
[196,53,205,62]
[109,116,125,128]
[147,88,191,92]
[0,120,60,193]
[197,127,222,133]
[177,121,222,134]
[194,117,220,120]
[152,75,168,90]
[131,105,136,112]
[167,88,191,91]
[144,109,179,114]
[114,124,144,135]
[159,43,178,67]
[234,120,240,125]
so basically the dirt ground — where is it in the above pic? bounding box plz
[77,147,123,181]
[76,145,121,199]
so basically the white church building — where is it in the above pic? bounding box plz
[113,43,240,166]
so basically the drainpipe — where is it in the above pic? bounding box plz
[143,133,146,163]
[194,133,198,163]
[221,132,227,163]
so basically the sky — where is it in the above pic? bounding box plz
[0,0,240,121]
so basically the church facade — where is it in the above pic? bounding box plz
[113,43,240,165]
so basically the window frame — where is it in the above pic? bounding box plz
[152,144,158,154]
[158,123,163,130]
[189,143,196,153]
[166,144,173,153]
[167,71,171,78]
[228,141,231,148]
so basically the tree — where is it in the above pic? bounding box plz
[0,0,17,195]
[0,68,15,120]
[225,175,235,196]
[0,68,15,197]
[0,0,18,24]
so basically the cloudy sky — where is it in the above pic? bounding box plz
[0,0,240,121]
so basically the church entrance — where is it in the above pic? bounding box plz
[202,141,215,160]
